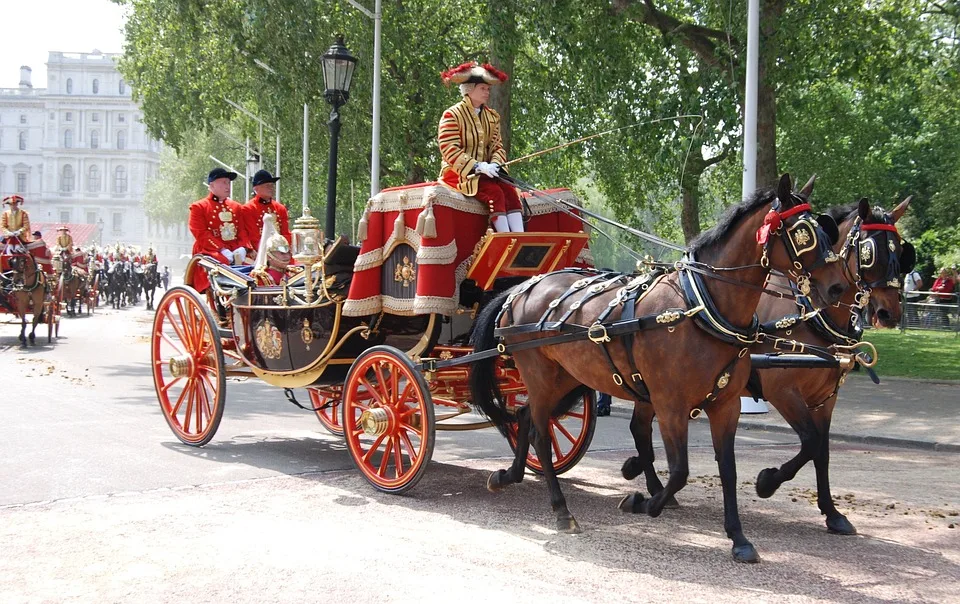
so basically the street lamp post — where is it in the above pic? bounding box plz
[97,217,104,246]
[320,36,358,241]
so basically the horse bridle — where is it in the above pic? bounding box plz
[755,195,839,297]
[837,214,913,309]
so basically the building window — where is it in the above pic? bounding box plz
[92,79,99,94]
[118,113,125,123]
[66,78,73,94]
[92,112,99,122]
[117,130,126,150]
[61,165,75,192]
[65,112,72,122]
[20,114,26,124]
[90,130,99,149]
[16,173,27,193]
[49,112,55,120]
[113,212,123,233]
[114,166,127,193]
[19,131,27,150]
[119,80,126,95]
[60,211,71,224]
[64,129,73,148]
[86,212,97,224]
[87,165,100,192]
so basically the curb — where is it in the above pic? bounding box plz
[607,405,960,453]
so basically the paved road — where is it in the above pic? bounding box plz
[1,298,958,602]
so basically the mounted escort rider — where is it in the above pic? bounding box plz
[438,61,524,234]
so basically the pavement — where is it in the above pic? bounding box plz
[608,374,960,453]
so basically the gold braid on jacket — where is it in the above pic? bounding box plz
[437,96,508,197]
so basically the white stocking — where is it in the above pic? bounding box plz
[492,215,510,233]
[507,212,525,232]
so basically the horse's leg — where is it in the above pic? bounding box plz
[487,405,533,492]
[621,402,679,508]
[619,406,688,517]
[29,292,42,343]
[809,397,856,535]
[707,396,760,563]
[529,400,580,534]
[755,391,822,499]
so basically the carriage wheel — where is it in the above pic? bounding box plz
[506,390,597,475]
[309,387,344,436]
[151,286,226,446]
[342,346,435,494]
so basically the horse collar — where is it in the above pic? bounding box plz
[679,254,760,346]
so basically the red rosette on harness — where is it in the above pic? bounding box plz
[755,210,782,245]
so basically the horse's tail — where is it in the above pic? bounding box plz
[469,288,515,437]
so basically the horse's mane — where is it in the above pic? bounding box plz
[825,202,886,225]
[688,188,777,256]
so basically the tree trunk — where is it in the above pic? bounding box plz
[487,2,517,157]
[680,173,702,243]
[756,0,786,188]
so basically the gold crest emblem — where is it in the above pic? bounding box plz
[220,222,237,242]
[218,210,233,222]
[394,256,416,287]
[255,320,283,359]
[860,241,874,266]
[301,318,314,349]
[717,372,731,389]
[793,228,811,247]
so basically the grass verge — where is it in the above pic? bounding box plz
[863,329,960,381]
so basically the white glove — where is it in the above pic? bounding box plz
[474,161,497,178]
[232,247,247,265]
[220,248,234,264]
[486,163,501,178]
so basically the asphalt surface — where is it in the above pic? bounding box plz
[1,294,958,602]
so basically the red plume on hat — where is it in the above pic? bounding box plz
[440,61,509,85]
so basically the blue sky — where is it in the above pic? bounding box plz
[2,0,127,89]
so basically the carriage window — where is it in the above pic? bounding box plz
[509,244,552,269]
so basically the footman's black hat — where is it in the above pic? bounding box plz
[207,167,238,183]
[251,169,280,186]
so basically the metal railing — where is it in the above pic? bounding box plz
[900,290,960,335]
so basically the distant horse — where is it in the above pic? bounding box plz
[56,251,87,316]
[469,174,847,562]
[106,261,128,309]
[1,243,47,346]
[142,262,159,310]
[620,197,914,537]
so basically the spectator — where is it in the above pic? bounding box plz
[903,267,923,327]
[930,267,956,327]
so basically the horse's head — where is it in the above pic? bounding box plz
[834,197,913,328]
[757,174,846,306]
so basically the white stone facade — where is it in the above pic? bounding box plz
[0,51,176,256]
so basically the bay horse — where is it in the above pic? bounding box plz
[469,174,848,562]
[56,251,87,316]
[1,244,47,346]
[619,197,914,536]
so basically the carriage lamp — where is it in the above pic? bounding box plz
[321,35,358,241]
[292,208,323,303]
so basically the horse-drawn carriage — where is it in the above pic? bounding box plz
[152,183,598,492]
[1,237,61,345]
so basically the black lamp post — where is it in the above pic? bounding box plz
[320,35,358,240]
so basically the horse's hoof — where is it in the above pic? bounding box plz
[618,492,645,514]
[28,334,35,344]
[662,495,680,509]
[486,469,508,493]
[557,516,582,534]
[621,457,643,480]
[732,543,761,563]
[826,515,857,535]
[755,467,780,499]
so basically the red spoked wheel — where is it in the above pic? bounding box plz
[342,346,435,494]
[506,390,597,475]
[309,387,343,436]
[151,286,226,446]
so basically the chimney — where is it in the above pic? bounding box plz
[19,66,32,88]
